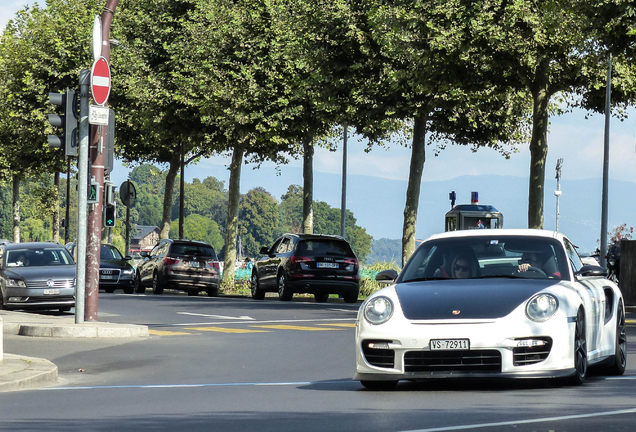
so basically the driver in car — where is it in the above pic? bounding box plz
[518,252,542,273]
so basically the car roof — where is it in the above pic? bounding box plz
[424,229,563,242]
[165,239,212,246]
[4,241,66,250]
[284,233,347,241]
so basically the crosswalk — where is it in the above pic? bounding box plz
[149,322,357,336]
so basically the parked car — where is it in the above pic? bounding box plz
[251,233,360,303]
[135,239,221,296]
[0,242,76,312]
[355,229,626,389]
[65,243,136,294]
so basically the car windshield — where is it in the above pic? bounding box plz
[400,235,569,282]
[6,248,74,267]
[297,240,353,256]
[100,245,123,260]
[171,244,216,258]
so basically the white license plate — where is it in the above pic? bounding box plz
[190,261,200,268]
[43,289,60,295]
[317,262,338,268]
[101,275,113,280]
[430,339,470,350]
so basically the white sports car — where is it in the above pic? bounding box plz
[355,229,626,389]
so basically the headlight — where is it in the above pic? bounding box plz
[8,279,26,287]
[526,293,559,322]
[364,296,394,325]
[121,269,134,275]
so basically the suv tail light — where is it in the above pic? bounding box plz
[291,255,312,264]
[344,258,359,266]
[208,261,220,269]
[164,256,180,265]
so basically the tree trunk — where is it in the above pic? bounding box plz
[53,171,60,243]
[222,145,245,289]
[302,132,314,234]
[12,174,20,243]
[160,152,181,239]
[527,67,551,229]
[402,114,427,267]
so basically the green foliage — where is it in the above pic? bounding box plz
[169,213,224,253]
[172,177,228,235]
[21,217,49,242]
[238,188,279,257]
[359,260,401,298]
[367,238,402,265]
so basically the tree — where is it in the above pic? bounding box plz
[111,0,219,240]
[169,214,224,252]
[238,188,279,257]
[347,1,529,265]
[171,177,228,235]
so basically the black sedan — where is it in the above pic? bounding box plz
[65,243,135,294]
[0,242,76,311]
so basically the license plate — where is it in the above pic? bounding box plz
[190,261,200,268]
[43,289,60,295]
[317,262,338,268]
[430,339,470,350]
[101,275,113,280]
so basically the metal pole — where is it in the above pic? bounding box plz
[555,158,562,232]
[600,54,612,268]
[75,69,90,324]
[65,157,71,244]
[340,124,348,238]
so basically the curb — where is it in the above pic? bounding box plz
[0,354,58,392]
[17,323,149,338]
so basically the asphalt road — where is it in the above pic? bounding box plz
[1,292,636,432]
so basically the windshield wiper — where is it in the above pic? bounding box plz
[402,277,450,282]
[472,274,523,279]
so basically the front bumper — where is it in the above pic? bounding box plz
[4,285,76,310]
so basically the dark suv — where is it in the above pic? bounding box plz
[251,234,360,303]
[136,239,221,296]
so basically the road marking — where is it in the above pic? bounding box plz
[398,407,636,432]
[185,326,271,333]
[177,312,255,320]
[45,380,354,391]
[171,318,356,327]
[317,323,357,328]
[251,324,347,331]
[148,329,194,336]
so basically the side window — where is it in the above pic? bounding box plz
[564,239,583,273]
[276,238,291,254]
[150,243,163,258]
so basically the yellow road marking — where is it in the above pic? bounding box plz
[149,329,194,336]
[316,323,356,328]
[186,327,271,333]
[626,319,636,324]
[251,325,346,331]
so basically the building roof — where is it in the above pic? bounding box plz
[132,225,160,240]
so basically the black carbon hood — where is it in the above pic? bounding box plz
[395,279,560,320]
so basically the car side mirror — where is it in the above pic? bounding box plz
[124,255,132,260]
[259,246,269,255]
[375,269,399,284]
[140,251,149,258]
[576,265,608,278]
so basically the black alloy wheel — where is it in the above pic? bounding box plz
[152,272,163,295]
[278,272,293,301]
[608,302,627,375]
[568,307,587,385]
[251,273,265,300]
[207,288,219,297]
[134,272,145,294]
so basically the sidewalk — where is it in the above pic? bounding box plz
[0,310,149,392]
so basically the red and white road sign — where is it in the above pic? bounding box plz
[91,56,111,106]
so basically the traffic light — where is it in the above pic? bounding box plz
[103,203,116,228]
[87,180,99,204]
[47,88,78,156]
[104,182,115,205]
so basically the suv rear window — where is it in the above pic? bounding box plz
[170,244,217,258]
[297,240,353,256]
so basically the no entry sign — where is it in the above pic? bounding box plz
[91,56,111,106]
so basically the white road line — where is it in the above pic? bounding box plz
[45,380,353,391]
[177,312,255,320]
[168,317,356,327]
[398,408,636,432]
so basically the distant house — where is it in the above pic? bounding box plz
[130,225,161,253]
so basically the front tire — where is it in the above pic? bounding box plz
[568,308,587,385]
[278,272,293,301]
[104,288,115,294]
[134,272,145,294]
[607,302,627,375]
[152,272,163,295]
[123,285,134,294]
[251,273,265,300]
